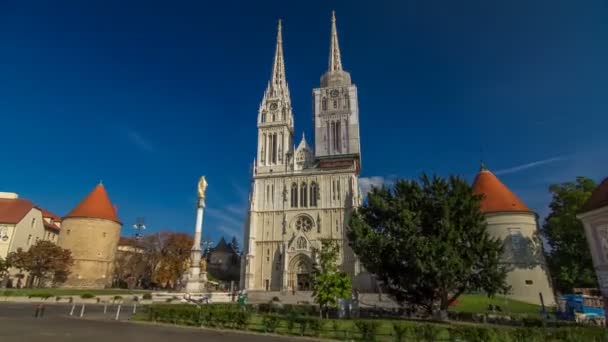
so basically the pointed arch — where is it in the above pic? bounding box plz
[310,182,319,207]
[300,182,308,207]
[291,182,298,208]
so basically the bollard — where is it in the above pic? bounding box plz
[79,304,85,318]
[103,302,107,314]
[115,304,121,320]
[69,303,76,316]
[132,303,137,314]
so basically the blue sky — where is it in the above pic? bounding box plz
[2,1,607,245]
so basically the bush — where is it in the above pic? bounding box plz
[414,324,441,342]
[271,296,280,302]
[28,292,53,300]
[307,317,323,337]
[55,296,62,302]
[2,290,14,297]
[142,293,152,300]
[113,295,123,302]
[393,323,412,342]
[354,320,379,341]
[133,296,139,302]
[80,293,95,299]
[261,314,281,333]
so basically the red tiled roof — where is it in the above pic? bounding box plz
[0,198,35,224]
[43,221,60,231]
[63,183,121,224]
[472,166,531,214]
[36,207,61,221]
[581,177,608,213]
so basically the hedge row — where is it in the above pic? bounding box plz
[142,304,607,341]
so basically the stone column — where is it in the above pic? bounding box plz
[185,177,208,293]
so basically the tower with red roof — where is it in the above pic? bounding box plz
[472,164,555,305]
[58,183,122,288]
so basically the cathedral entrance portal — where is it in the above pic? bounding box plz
[289,254,313,291]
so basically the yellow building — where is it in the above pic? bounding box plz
[472,165,555,305]
[58,183,122,288]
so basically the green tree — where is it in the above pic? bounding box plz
[312,240,352,318]
[543,176,597,292]
[7,241,73,287]
[348,175,508,317]
[0,257,9,280]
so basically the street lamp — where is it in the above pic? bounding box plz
[133,217,146,240]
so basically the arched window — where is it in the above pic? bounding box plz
[291,183,298,208]
[297,237,307,250]
[300,182,308,207]
[261,134,266,164]
[335,121,341,151]
[261,112,266,123]
[310,182,318,207]
[322,97,327,111]
[337,179,341,201]
[333,100,337,109]
[330,121,336,151]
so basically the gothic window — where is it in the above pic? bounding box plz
[271,184,274,204]
[272,133,278,164]
[332,180,336,200]
[295,216,313,232]
[335,121,341,151]
[344,94,349,109]
[300,182,308,207]
[322,97,327,111]
[296,237,307,250]
[291,183,298,208]
[333,100,337,109]
[330,121,336,151]
[262,112,266,123]
[279,133,283,161]
[337,179,341,201]
[310,182,318,207]
[272,113,276,121]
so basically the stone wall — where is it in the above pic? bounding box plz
[58,217,121,288]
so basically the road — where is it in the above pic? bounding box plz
[0,302,300,342]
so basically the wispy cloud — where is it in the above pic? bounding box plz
[494,156,567,176]
[126,129,155,153]
[207,207,244,229]
[359,176,391,197]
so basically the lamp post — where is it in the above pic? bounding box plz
[133,217,146,240]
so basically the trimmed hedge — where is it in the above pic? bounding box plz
[141,304,607,341]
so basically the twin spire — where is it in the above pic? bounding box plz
[268,11,344,90]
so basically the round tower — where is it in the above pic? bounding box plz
[472,164,555,305]
[58,183,122,288]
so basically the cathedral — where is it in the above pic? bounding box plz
[240,13,372,292]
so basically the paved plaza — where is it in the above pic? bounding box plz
[0,303,297,342]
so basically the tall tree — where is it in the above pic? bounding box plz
[0,257,9,281]
[312,240,352,318]
[349,175,508,317]
[543,176,597,292]
[143,231,193,289]
[7,241,73,288]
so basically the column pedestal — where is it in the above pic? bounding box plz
[184,200,207,293]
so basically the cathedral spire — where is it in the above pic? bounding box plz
[270,19,287,96]
[328,11,343,72]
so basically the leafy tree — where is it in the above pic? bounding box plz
[312,240,352,318]
[7,241,73,288]
[113,239,147,289]
[143,231,193,289]
[543,176,597,292]
[348,175,508,317]
[0,257,9,281]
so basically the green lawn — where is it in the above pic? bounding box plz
[1,288,151,297]
[450,294,544,317]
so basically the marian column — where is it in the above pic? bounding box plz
[185,176,208,292]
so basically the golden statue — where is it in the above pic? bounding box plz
[199,258,207,272]
[197,176,208,200]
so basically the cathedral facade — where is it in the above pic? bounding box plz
[241,13,371,292]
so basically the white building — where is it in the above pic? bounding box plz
[241,13,373,292]
[0,192,58,287]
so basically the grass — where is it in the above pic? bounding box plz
[1,288,151,297]
[450,294,544,317]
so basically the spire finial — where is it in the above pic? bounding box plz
[328,10,343,72]
[269,18,287,95]
[480,160,488,172]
